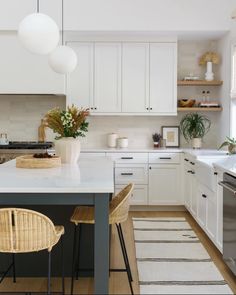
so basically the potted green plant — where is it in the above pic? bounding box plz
[219,137,236,154]
[180,113,211,149]
[45,105,89,164]
[152,133,162,148]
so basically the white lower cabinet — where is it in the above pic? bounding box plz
[197,183,217,243]
[115,184,148,205]
[148,164,181,205]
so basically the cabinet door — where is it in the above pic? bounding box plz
[149,164,181,205]
[0,34,64,94]
[184,165,192,210]
[190,175,197,217]
[122,43,149,113]
[206,191,217,242]
[94,43,121,112]
[67,42,94,109]
[149,43,177,115]
[116,184,148,205]
[216,172,223,252]
[197,186,207,228]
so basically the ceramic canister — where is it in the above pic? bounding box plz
[117,137,129,148]
[107,133,118,148]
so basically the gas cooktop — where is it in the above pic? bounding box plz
[0,141,53,150]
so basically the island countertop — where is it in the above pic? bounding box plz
[0,157,114,194]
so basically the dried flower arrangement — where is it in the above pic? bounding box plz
[199,51,220,66]
[45,105,89,139]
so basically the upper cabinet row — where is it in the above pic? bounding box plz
[67,42,177,115]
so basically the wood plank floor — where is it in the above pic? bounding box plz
[1,211,236,294]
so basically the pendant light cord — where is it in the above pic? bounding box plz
[37,0,39,13]
[62,0,64,45]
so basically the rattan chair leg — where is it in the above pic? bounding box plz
[116,224,134,295]
[47,251,51,295]
[118,224,133,282]
[12,253,16,283]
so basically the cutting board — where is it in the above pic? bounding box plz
[16,155,61,169]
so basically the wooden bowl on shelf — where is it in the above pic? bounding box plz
[178,99,196,108]
[16,155,61,169]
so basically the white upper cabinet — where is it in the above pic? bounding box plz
[67,42,94,109]
[150,43,177,115]
[94,43,121,113]
[122,43,149,113]
[0,0,61,30]
[0,33,64,94]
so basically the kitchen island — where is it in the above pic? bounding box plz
[0,157,114,295]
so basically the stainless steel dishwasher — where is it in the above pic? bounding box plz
[219,173,236,275]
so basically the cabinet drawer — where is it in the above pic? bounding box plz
[115,164,148,184]
[107,153,148,164]
[149,153,180,164]
[115,184,148,205]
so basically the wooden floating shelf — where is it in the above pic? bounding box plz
[178,107,223,112]
[177,80,223,86]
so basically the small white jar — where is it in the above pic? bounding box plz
[107,133,118,148]
[117,137,128,148]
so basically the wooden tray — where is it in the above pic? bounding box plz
[16,155,61,169]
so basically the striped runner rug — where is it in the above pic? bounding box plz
[133,217,233,294]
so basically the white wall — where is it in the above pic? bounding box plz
[65,0,236,32]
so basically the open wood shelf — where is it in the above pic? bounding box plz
[178,107,223,112]
[177,80,223,86]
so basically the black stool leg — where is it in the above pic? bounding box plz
[118,224,133,281]
[75,224,82,280]
[12,253,16,283]
[116,224,134,295]
[61,236,65,295]
[47,250,52,295]
[71,224,79,295]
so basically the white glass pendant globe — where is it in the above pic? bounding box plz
[48,45,78,74]
[18,13,60,55]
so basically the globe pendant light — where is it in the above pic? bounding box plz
[48,0,77,74]
[18,0,59,55]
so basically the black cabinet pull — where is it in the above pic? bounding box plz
[149,166,152,170]
[184,158,189,162]
[190,161,195,165]
[214,172,218,175]
[202,194,207,198]
[121,173,133,176]
[159,157,171,160]
[121,157,133,160]
[191,171,195,175]
[187,170,192,173]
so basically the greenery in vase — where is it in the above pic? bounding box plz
[152,133,162,142]
[45,105,89,139]
[180,113,211,141]
[219,137,236,154]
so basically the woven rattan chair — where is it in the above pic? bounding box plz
[0,208,65,295]
[70,183,134,295]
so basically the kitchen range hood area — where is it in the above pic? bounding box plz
[0,1,236,295]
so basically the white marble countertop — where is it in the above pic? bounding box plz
[0,157,114,194]
[81,147,183,153]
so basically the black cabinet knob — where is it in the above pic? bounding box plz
[214,172,218,175]
[146,107,149,110]
[150,107,153,110]
[202,194,207,198]
[149,166,152,170]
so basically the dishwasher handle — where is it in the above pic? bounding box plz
[219,181,236,195]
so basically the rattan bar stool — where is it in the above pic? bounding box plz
[70,183,134,295]
[0,208,65,295]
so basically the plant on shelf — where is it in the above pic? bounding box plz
[219,137,236,154]
[152,133,162,148]
[45,105,89,164]
[180,113,211,149]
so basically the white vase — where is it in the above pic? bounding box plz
[192,138,202,149]
[205,61,214,81]
[54,137,81,164]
